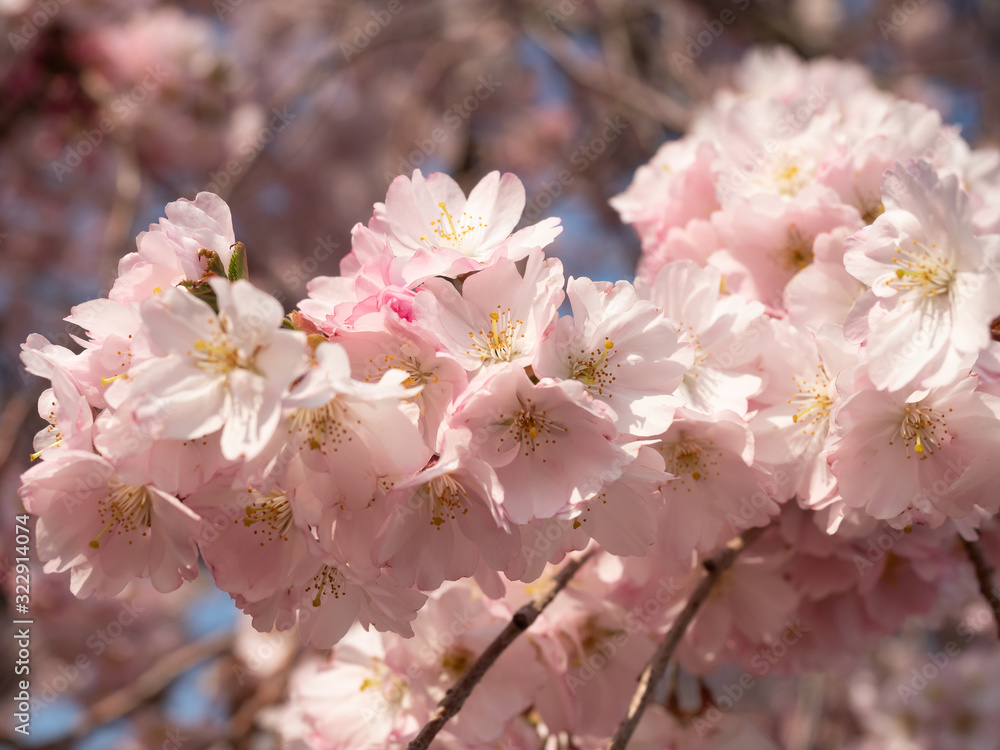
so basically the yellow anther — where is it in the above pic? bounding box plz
[438,202,460,241]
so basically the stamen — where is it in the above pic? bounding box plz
[467,307,525,363]
[428,202,487,251]
[438,202,460,242]
[88,482,153,549]
[659,438,720,486]
[786,368,832,435]
[190,336,242,374]
[892,404,948,458]
[427,475,468,528]
[289,399,353,453]
[241,490,294,543]
[306,564,346,607]
[497,403,567,459]
[572,339,619,395]
[887,240,954,298]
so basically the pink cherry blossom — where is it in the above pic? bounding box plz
[710,191,861,311]
[61,297,149,409]
[444,363,630,525]
[412,251,564,372]
[534,277,690,436]
[827,373,1000,527]
[17,449,203,598]
[111,192,237,304]
[243,545,427,649]
[334,309,468,445]
[638,260,769,417]
[368,169,562,281]
[784,227,866,330]
[187,481,313,604]
[651,408,779,563]
[30,365,94,461]
[844,161,1000,391]
[749,321,858,507]
[609,139,719,254]
[112,278,308,460]
[276,340,429,509]
[300,224,419,331]
[375,432,517,590]
[286,626,420,749]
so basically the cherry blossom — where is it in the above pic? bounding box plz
[533,277,690,437]
[638,260,769,417]
[412,251,564,372]
[443,363,630,525]
[843,161,1000,391]
[369,169,562,281]
[275,340,429,509]
[827,374,1000,527]
[111,278,308,461]
[15,42,1000,748]
[18,450,204,598]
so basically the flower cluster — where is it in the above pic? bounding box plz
[612,45,1000,532]
[16,46,1000,750]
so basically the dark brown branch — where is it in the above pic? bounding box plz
[961,534,1000,640]
[407,549,597,750]
[605,525,769,750]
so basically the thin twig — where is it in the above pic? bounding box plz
[960,534,1000,640]
[525,27,691,132]
[605,525,769,750]
[33,631,233,749]
[407,549,597,750]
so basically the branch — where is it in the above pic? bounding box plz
[230,643,303,749]
[960,534,1000,640]
[407,549,597,750]
[525,27,691,132]
[605,525,769,750]
[33,631,233,750]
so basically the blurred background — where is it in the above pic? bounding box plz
[1,0,999,747]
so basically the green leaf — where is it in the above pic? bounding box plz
[180,280,219,312]
[197,248,226,278]
[228,241,248,281]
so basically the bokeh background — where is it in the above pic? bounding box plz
[1,0,999,747]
